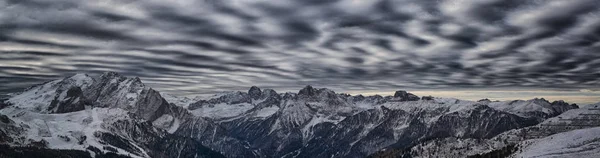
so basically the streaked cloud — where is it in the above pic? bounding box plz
[1,0,599,102]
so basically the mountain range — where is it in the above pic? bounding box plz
[1,72,598,158]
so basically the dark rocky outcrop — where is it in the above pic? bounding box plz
[549,100,579,115]
[248,86,262,100]
[299,85,317,96]
[133,88,171,121]
[477,98,491,102]
[255,89,281,108]
[0,114,12,124]
[393,90,420,101]
[50,86,87,113]
[0,98,10,110]
[421,96,434,101]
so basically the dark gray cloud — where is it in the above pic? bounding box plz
[1,0,600,97]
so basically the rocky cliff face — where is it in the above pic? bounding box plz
[0,72,582,158]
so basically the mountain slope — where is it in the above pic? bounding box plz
[511,126,600,158]
[0,72,227,158]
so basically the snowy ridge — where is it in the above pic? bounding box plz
[487,98,578,119]
[7,74,94,113]
[512,127,600,158]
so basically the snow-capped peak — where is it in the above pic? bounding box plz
[487,98,578,119]
[6,73,95,113]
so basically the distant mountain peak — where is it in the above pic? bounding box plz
[248,86,262,100]
[101,71,121,77]
[298,85,316,96]
[393,90,420,101]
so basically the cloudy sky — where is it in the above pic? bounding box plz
[1,0,600,104]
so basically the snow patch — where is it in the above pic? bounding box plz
[254,106,280,118]
[488,100,552,117]
[0,107,144,157]
[190,103,254,119]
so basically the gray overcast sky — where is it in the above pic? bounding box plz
[1,0,600,104]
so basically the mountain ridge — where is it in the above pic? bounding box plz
[0,72,590,158]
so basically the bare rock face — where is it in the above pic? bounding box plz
[0,114,11,124]
[298,85,316,96]
[421,96,434,101]
[0,99,10,110]
[50,86,86,114]
[255,89,281,108]
[477,98,492,104]
[84,72,145,109]
[549,100,579,115]
[248,86,262,100]
[393,90,420,101]
[134,88,171,121]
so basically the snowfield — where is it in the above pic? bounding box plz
[0,106,146,157]
[513,127,600,158]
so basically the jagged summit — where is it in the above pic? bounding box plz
[99,71,124,78]
[298,85,316,96]
[551,100,578,107]
[478,98,492,102]
[248,86,262,100]
[530,97,550,104]
[393,90,420,101]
